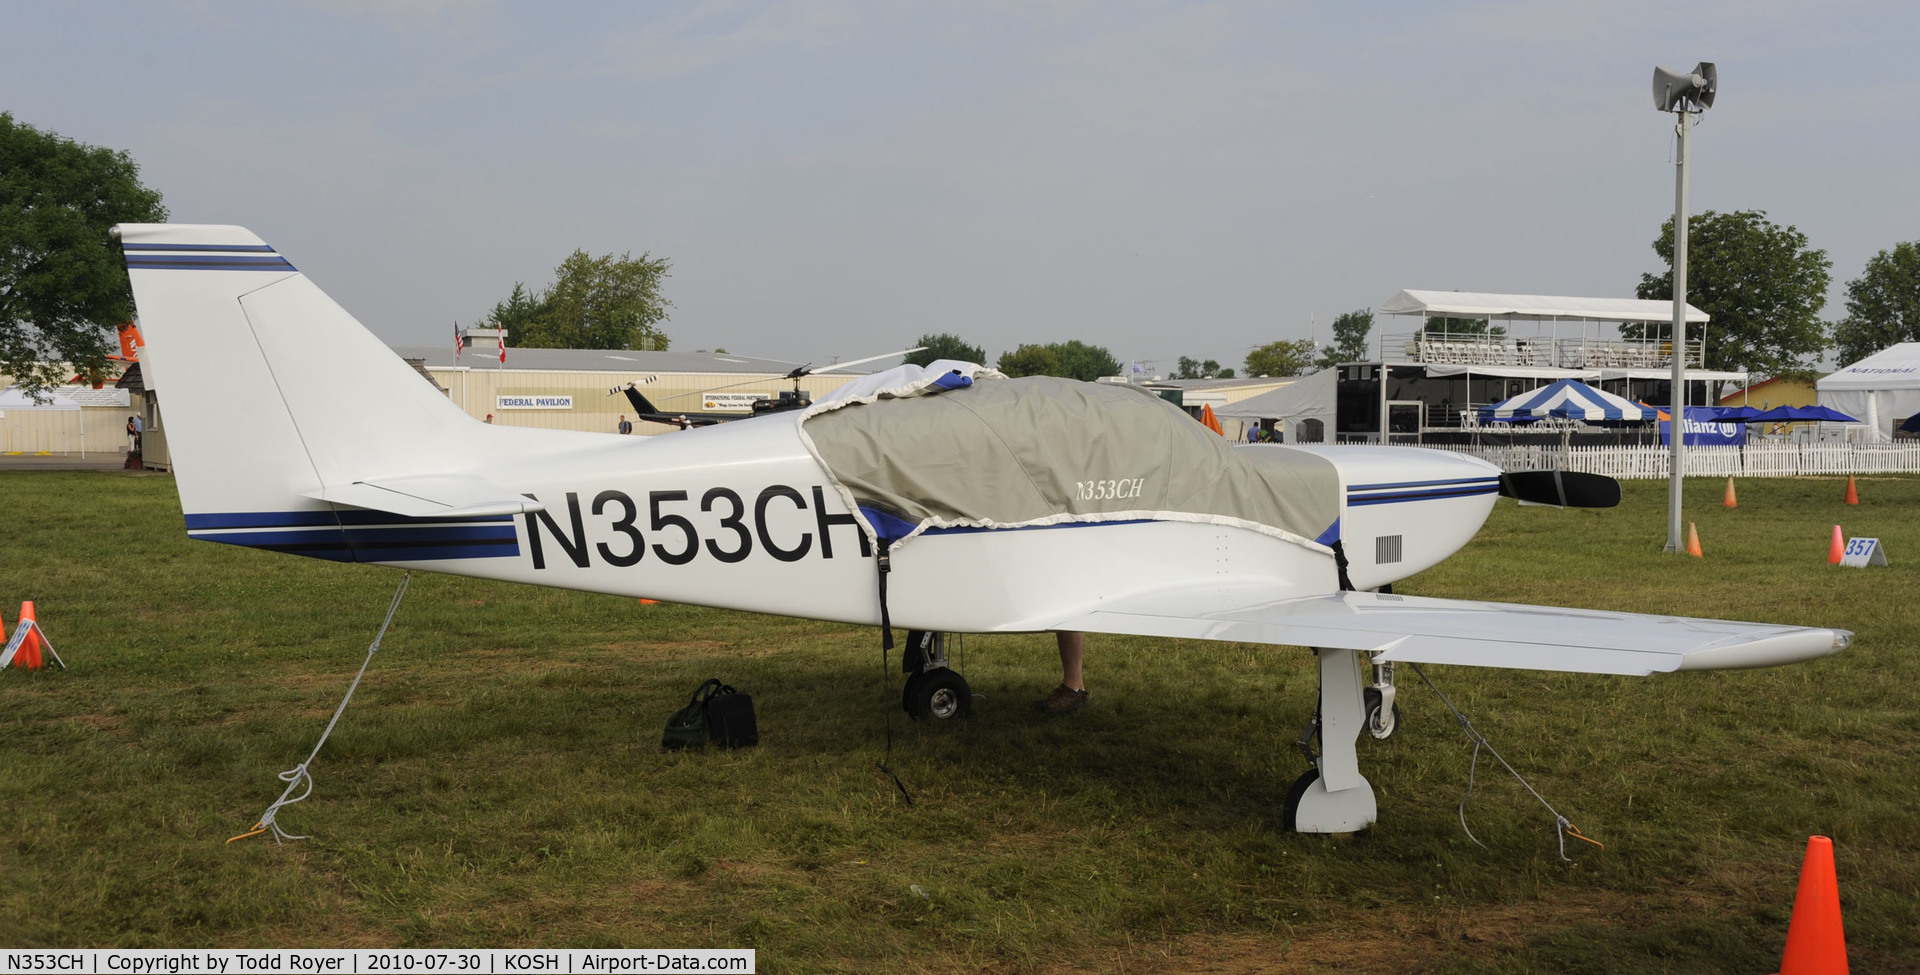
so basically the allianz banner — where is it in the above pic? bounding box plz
[1659,407,1746,446]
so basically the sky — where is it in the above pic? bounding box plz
[5,1,1916,373]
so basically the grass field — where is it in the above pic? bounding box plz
[1,469,1916,973]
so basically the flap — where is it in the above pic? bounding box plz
[305,473,545,518]
[1049,584,1849,676]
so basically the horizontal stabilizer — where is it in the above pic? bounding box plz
[305,474,545,518]
[1053,585,1847,675]
[1499,470,1620,508]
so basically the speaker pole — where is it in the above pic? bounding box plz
[1664,106,1691,553]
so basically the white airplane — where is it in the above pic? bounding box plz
[115,224,1850,834]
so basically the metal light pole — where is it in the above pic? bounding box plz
[1664,108,1691,553]
[1653,62,1716,553]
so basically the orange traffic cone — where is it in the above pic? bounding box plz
[18,601,42,670]
[1775,835,1848,974]
[1843,475,1859,506]
[1723,476,1738,508]
[638,598,657,605]
[1685,522,1703,557]
[1828,526,1845,564]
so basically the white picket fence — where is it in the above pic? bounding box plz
[1432,442,1920,479]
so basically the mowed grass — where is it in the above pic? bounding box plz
[1,469,1916,973]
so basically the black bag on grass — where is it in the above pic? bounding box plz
[662,678,759,750]
[662,678,722,750]
[706,684,758,749]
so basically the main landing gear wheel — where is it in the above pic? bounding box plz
[1282,648,1380,833]
[1280,770,1319,832]
[1363,687,1401,740]
[904,669,972,721]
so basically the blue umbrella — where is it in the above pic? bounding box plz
[1704,405,1764,422]
[1750,405,1860,424]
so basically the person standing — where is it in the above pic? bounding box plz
[617,415,633,435]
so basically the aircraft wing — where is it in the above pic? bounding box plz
[1052,585,1849,675]
[304,474,544,518]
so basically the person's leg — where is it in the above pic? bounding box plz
[1036,631,1089,714]
[1057,630,1084,691]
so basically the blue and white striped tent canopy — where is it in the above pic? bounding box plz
[1478,379,1658,422]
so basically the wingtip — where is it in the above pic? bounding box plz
[1675,629,1851,671]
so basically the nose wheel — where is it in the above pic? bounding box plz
[1364,659,1399,740]
[1363,687,1400,740]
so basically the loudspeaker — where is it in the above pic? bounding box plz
[1653,62,1717,112]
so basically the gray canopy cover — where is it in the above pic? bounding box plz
[799,374,1339,551]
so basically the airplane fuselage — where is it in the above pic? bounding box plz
[185,411,1500,634]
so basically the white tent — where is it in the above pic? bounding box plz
[1477,379,1659,421]
[1817,342,1920,441]
[1215,369,1336,442]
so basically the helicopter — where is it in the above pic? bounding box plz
[612,348,926,428]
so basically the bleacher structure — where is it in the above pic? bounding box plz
[1395,333,1700,370]
[1377,290,1709,371]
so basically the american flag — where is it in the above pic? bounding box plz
[453,323,464,361]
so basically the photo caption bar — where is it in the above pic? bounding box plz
[5,949,754,974]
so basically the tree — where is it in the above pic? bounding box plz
[995,340,1118,381]
[1315,309,1374,367]
[1173,356,1223,379]
[0,113,167,395]
[1634,209,1831,375]
[1215,367,1235,379]
[996,344,1061,378]
[1831,242,1920,366]
[905,332,985,367]
[1244,339,1317,378]
[480,282,546,340]
[481,250,673,351]
[1049,340,1121,381]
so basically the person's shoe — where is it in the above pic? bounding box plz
[1034,684,1089,715]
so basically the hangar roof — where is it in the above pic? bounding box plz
[392,346,881,375]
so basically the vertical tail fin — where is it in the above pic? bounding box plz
[116,224,541,562]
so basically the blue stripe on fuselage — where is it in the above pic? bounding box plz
[185,510,519,562]
[1345,477,1500,507]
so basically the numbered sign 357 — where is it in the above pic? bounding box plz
[1840,537,1889,568]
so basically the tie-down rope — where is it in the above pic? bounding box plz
[1407,662,1604,862]
[228,572,412,845]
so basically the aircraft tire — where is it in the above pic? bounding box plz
[907,669,972,722]
[902,672,926,717]
[1280,769,1319,832]
[1363,688,1401,740]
